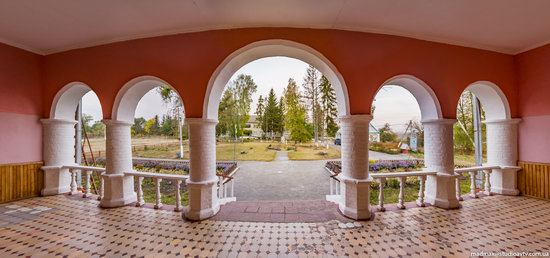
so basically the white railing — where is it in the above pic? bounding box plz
[217,168,239,200]
[64,165,106,200]
[125,171,189,212]
[326,167,341,195]
[371,171,437,211]
[454,166,499,200]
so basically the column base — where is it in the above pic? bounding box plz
[490,167,520,196]
[99,174,136,208]
[183,178,220,221]
[425,173,460,209]
[41,166,72,196]
[338,175,372,220]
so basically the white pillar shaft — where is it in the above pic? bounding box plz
[41,119,77,196]
[486,119,521,195]
[337,115,373,220]
[105,120,133,175]
[423,119,459,209]
[184,118,220,221]
[100,120,136,208]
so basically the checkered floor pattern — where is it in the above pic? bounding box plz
[1,195,549,257]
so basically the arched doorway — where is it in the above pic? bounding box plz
[43,82,103,195]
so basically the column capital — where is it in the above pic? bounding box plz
[484,118,521,125]
[185,118,218,125]
[421,118,457,125]
[338,114,373,123]
[102,119,133,127]
[40,118,77,125]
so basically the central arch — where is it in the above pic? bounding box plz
[203,39,350,119]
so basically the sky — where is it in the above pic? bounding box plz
[81,57,421,133]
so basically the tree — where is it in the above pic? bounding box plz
[454,91,486,154]
[88,121,105,137]
[81,114,94,134]
[379,123,398,142]
[132,117,146,136]
[144,116,160,135]
[284,78,312,143]
[255,95,265,135]
[157,86,186,156]
[217,74,258,137]
[263,88,282,139]
[302,65,321,142]
[319,75,339,137]
[277,96,285,135]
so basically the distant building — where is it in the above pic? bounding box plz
[244,115,263,138]
[334,124,380,143]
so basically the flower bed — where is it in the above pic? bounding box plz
[325,160,424,175]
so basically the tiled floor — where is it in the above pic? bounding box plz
[1,195,550,257]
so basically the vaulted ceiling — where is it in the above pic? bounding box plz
[1,0,550,55]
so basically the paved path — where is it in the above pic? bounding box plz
[233,159,329,201]
[212,200,353,223]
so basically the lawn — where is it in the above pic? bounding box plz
[409,152,487,166]
[130,140,342,161]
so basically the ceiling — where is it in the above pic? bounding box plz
[1,0,550,55]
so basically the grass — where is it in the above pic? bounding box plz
[131,140,342,161]
[409,152,487,167]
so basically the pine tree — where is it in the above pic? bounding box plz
[319,75,339,137]
[302,65,321,142]
[264,89,280,139]
[255,95,265,136]
[277,96,285,134]
[284,78,312,143]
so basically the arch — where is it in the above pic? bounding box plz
[464,81,511,121]
[50,82,96,120]
[374,75,442,121]
[204,39,350,119]
[112,75,183,123]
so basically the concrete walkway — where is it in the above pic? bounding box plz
[233,159,329,201]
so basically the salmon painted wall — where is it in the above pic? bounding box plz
[516,44,550,163]
[42,28,517,120]
[0,43,43,164]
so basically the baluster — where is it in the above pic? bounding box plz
[136,176,145,207]
[97,172,104,200]
[217,176,222,198]
[231,179,235,198]
[416,175,426,207]
[83,170,91,198]
[484,169,492,196]
[174,180,182,212]
[397,177,406,209]
[469,171,478,198]
[154,178,163,209]
[455,175,463,201]
[69,169,77,195]
[378,178,385,212]
[329,178,334,195]
[224,180,228,198]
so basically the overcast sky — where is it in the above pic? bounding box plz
[81,57,420,133]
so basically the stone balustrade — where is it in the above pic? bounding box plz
[370,171,437,211]
[454,165,500,200]
[124,171,189,212]
[63,165,106,200]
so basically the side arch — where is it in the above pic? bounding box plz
[203,39,350,119]
[50,82,96,120]
[374,75,442,121]
[464,81,511,121]
[112,75,184,123]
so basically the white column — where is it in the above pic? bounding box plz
[486,119,521,195]
[423,119,460,209]
[99,120,136,208]
[41,119,77,196]
[338,115,373,220]
[183,118,219,221]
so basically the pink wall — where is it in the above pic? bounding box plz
[42,28,517,119]
[0,43,43,164]
[516,44,550,163]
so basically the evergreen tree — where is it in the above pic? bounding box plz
[302,65,321,142]
[255,95,265,136]
[264,88,280,139]
[319,75,339,137]
[277,96,285,134]
[284,78,312,143]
